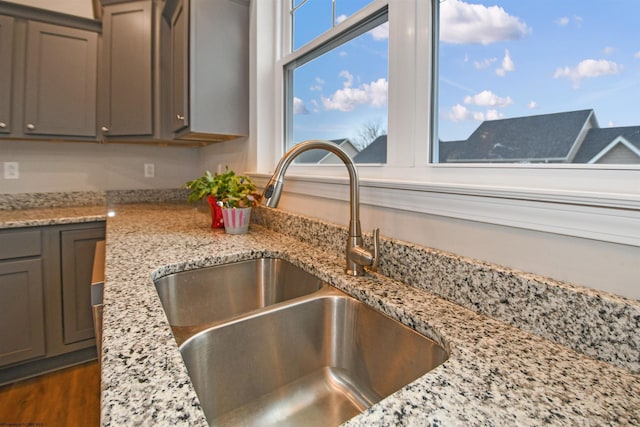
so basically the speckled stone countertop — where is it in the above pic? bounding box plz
[99,204,638,426]
[0,205,107,229]
[1,201,639,425]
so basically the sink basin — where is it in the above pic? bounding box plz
[154,258,327,342]
[180,289,448,427]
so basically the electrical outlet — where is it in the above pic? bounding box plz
[144,163,155,178]
[3,162,19,179]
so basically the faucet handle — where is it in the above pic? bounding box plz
[370,228,380,272]
[348,228,381,273]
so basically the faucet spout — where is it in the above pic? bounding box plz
[262,140,380,276]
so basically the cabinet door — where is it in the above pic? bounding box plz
[23,21,97,137]
[0,15,14,134]
[100,1,153,137]
[170,0,188,133]
[60,227,105,345]
[165,0,250,141]
[0,259,45,367]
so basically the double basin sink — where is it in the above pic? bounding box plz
[154,258,448,426]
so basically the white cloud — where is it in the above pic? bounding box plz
[464,90,513,108]
[339,70,354,87]
[447,104,471,122]
[635,51,640,59]
[321,72,388,112]
[369,22,389,41]
[440,0,529,45]
[339,51,348,57]
[472,111,485,121]
[446,104,505,122]
[474,57,497,69]
[293,97,309,115]
[553,59,623,88]
[556,15,582,27]
[335,14,347,25]
[495,49,515,76]
[528,100,538,109]
[602,46,615,55]
[484,109,503,120]
[468,109,504,122]
[310,77,325,91]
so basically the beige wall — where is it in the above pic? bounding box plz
[3,138,637,301]
[0,140,198,193]
[197,137,251,176]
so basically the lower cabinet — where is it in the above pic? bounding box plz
[61,227,105,345]
[0,222,106,385]
[0,258,45,366]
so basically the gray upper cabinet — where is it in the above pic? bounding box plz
[162,0,249,143]
[0,3,100,141]
[0,15,14,134]
[100,0,153,138]
[24,22,98,137]
[168,0,188,133]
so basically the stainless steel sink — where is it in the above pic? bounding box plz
[180,288,448,427]
[154,258,327,343]
[155,258,448,426]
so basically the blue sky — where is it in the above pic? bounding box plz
[439,0,640,141]
[290,1,640,144]
[290,0,387,146]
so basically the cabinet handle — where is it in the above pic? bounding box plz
[0,122,6,129]
[176,114,184,121]
[26,123,35,131]
[101,126,110,133]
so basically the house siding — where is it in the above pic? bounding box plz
[595,144,640,164]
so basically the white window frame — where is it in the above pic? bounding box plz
[249,0,640,248]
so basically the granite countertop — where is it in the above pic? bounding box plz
[0,205,107,229]
[2,202,639,425]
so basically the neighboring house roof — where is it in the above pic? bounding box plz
[293,139,359,164]
[444,109,596,163]
[290,110,639,165]
[438,139,467,163]
[353,135,387,163]
[320,139,360,164]
[573,126,640,163]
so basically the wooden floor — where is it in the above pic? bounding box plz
[0,361,100,427]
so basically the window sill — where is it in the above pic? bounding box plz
[249,172,640,247]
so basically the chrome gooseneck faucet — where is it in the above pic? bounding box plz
[262,140,380,276]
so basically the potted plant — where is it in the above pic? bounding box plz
[185,168,262,234]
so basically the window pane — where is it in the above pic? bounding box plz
[287,19,388,164]
[436,0,640,165]
[291,0,376,50]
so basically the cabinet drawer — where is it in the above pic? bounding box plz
[0,229,41,260]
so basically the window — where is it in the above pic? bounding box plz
[284,1,388,164]
[258,0,637,244]
[436,0,640,165]
[291,0,377,50]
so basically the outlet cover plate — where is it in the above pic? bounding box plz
[144,163,155,178]
[3,162,19,179]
